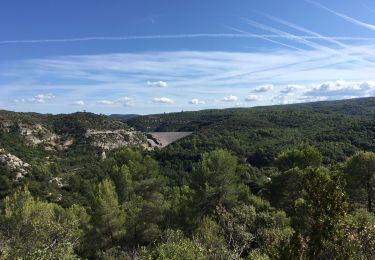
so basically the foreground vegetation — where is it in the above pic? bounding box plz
[0,145,374,259]
[0,98,375,259]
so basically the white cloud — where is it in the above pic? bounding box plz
[14,98,26,103]
[245,95,260,101]
[189,98,205,105]
[96,97,134,106]
[2,44,375,113]
[222,95,238,102]
[280,84,303,94]
[117,96,134,106]
[147,81,168,88]
[251,84,274,93]
[305,80,375,98]
[153,97,174,104]
[73,100,85,106]
[28,93,55,103]
[97,100,115,105]
[296,96,328,103]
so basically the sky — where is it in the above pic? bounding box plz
[1,0,375,115]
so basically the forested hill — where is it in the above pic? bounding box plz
[1,98,375,258]
[126,97,375,165]
[126,97,375,132]
[0,110,148,183]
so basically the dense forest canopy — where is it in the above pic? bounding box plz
[0,97,374,259]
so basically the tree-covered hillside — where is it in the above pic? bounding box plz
[127,97,375,166]
[0,97,374,259]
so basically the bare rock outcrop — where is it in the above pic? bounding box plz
[85,129,147,150]
[0,148,30,179]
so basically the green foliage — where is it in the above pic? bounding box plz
[1,98,375,258]
[275,143,322,171]
[0,187,87,259]
[128,98,375,166]
[292,167,348,259]
[110,149,169,246]
[345,151,375,212]
[193,149,240,214]
[266,167,305,215]
[90,179,126,250]
[335,209,375,259]
[217,199,292,259]
[194,216,228,258]
[143,230,207,260]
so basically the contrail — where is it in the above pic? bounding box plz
[361,2,375,15]
[261,12,348,48]
[306,0,375,31]
[0,33,374,45]
[243,17,375,67]
[241,17,336,52]
[224,26,305,51]
[261,13,375,66]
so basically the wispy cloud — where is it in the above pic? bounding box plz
[96,97,134,106]
[251,84,274,93]
[245,95,261,101]
[189,99,206,105]
[222,95,238,102]
[280,84,303,94]
[361,2,375,14]
[225,26,304,51]
[147,80,168,87]
[262,13,375,64]
[1,46,375,113]
[153,97,174,104]
[306,0,375,31]
[261,12,348,49]
[73,100,85,106]
[14,93,55,104]
[97,100,115,105]
[242,17,344,54]
[0,33,374,45]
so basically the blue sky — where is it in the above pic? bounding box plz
[1,0,375,114]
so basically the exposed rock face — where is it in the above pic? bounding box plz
[0,121,13,133]
[0,116,191,153]
[0,148,30,179]
[0,121,74,151]
[18,123,74,150]
[85,129,147,150]
[49,177,68,188]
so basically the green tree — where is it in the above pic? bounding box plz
[292,168,348,259]
[194,216,228,258]
[275,143,322,172]
[266,167,305,215]
[111,149,169,246]
[193,149,240,214]
[91,179,126,250]
[225,197,293,259]
[336,209,375,259]
[0,187,87,259]
[142,229,207,260]
[345,151,375,212]
[110,164,133,203]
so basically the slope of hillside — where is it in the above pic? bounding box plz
[0,111,148,178]
[126,97,375,165]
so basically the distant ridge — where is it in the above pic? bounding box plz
[110,114,140,121]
